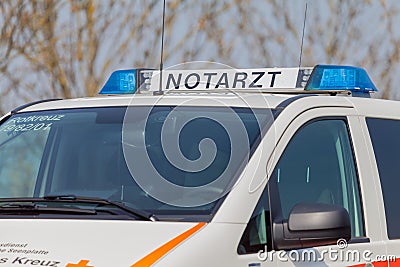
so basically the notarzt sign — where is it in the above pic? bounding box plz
[147,68,312,91]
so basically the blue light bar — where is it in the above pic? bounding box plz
[99,69,137,94]
[305,65,377,93]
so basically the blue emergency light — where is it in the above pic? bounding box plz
[305,65,377,93]
[99,69,137,94]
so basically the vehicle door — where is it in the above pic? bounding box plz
[238,106,387,266]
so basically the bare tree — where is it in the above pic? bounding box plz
[0,0,399,113]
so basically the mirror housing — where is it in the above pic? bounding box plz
[273,202,351,250]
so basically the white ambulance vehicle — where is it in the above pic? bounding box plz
[0,65,398,267]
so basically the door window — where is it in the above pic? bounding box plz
[272,119,364,237]
[238,118,365,254]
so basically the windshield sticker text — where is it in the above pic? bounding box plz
[9,115,64,124]
[2,115,65,133]
[2,123,52,133]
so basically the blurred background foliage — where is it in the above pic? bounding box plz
[0,0,399,113]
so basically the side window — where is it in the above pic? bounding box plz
[238,118,365,255]
[238,189,270,254]
[272,119,364,238]
[367,118,400,239]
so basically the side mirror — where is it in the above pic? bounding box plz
[273,202,351,250]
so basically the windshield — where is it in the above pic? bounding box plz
[0,106,271,221]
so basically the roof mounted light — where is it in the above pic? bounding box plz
[99,69,154,95]
[99,69,137,94]
[305,65,377,95]
[98,65,377,97]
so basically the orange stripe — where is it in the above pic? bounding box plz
[131,222,206,267]
[374,261,389,267]
[348,261,390,267]
[390,259,400,267]
[389,258,400,267]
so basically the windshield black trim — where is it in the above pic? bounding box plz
[11,99,62,115]
[273,95,314,119]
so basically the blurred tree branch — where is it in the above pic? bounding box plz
[0,0,399,113]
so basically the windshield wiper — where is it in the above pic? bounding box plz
[0,203,97,215]
[43,195,158,221]
[0,195,158,221]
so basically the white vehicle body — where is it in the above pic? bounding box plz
[0,66,399,267]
